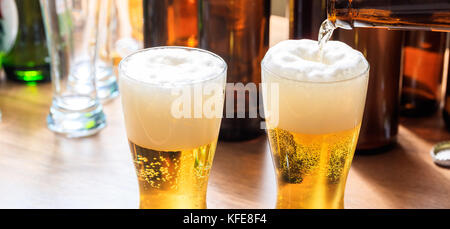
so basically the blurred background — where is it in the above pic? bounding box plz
[0,0,449,209]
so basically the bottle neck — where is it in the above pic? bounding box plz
[328,0,450,32]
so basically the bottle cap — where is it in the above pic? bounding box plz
[430,141,450,167]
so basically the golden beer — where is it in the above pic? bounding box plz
[262,39,369,209]
[268,126,360,209]
[119,47,227,209]
[129,141,216,209]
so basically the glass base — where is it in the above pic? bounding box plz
[47,100,106,138]
[96,64,119,103]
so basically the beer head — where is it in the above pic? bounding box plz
[263,39,368,82]
[119,47,227,151]
[120,47,226,85]
[262,39,370,135]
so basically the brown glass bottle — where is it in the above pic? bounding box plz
[401,31,446,117]
[328,0,450,31]
[443,56,450,129]
[336,29,404,152]
[289,0,327,39]
[199,0,270,141]
[143,0,198,47]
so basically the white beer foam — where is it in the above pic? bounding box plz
[121,48,225,85]
[263,39,368,82]
[120,48,226,151]
[262,39,370,135]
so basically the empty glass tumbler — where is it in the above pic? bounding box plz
[96,0,119,101]
[40,0,107,137]
[112,0,143,67]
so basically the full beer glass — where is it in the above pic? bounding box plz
[119,47,227,209]
[262,40,370,209]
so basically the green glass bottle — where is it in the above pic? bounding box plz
[1,0,19,66]
[2,0,50,83]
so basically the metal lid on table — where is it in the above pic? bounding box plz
[431,141,450,167]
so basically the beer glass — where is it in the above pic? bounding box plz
[119,47,227,209]
[262,40,370,209]
[40,0,107,137]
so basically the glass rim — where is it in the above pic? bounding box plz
[261,55,370,84]
[118,46,228,87]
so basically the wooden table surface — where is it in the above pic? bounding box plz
[1,16,449,209]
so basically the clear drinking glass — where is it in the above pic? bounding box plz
[40,0,106,138]
[119,47,227,209]
[111,0,143,67]
[96,0,119,101]
[262,40,370,209]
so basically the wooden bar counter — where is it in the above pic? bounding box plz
[0,16,449,209]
